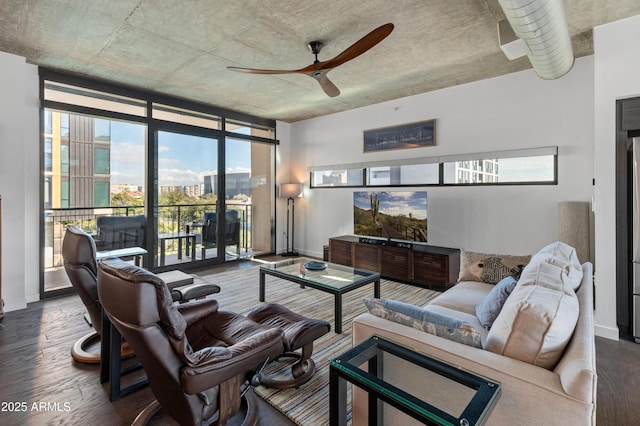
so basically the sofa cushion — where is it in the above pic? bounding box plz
[364,298,483,348]
[475,276,517,330]
[430,280,495,316]
[485,257,580,369]
[458,250,531,284]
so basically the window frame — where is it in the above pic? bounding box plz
[309,147,558,189]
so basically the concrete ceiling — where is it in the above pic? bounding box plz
[1,1,639,123]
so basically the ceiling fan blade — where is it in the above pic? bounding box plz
[319,23,394,71]
[228,23,392,96]
[309,72,340,97]
[227,66,300,75]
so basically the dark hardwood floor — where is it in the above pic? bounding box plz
[594,335,640,425]
[0,260,294,426]
[1,260,639,425]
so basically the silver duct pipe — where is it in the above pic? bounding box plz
[498,0,574,79]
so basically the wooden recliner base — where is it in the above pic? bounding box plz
[131,378,259,426]
[260,343,316,390]
[71,331,134,364]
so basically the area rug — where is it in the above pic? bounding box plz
[198,264,440,426]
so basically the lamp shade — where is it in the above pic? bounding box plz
[279,183,302,199]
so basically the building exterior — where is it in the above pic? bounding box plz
[203,172,251,198]
[450,160,499,184]
[44,110,111,210]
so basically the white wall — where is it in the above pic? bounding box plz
[0,52,40,312]
[593,14,640,340]
[289,57,595,261]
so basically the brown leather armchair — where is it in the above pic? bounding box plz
[97,258,284,425]
[62,225,118,364]
[62,225,221,364]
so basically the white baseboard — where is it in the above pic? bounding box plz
[26,292,40,304]
[594,323,619,340]
[3,297,27,313]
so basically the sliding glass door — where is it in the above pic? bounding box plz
[225,137,274,258]
[155,131,275,268]
[156,130,222,266]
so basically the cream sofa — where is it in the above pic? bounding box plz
[352,242,597,425]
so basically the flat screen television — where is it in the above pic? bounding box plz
[353,191,427,243]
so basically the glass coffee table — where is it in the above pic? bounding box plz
[259,258,380,333]
[330,336,501,425]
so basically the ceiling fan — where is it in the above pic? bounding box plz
[227,23,394,97]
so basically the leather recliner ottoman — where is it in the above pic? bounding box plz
[247,303,331,389]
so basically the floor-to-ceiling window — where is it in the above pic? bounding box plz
[41,70,277,297]
[225,119,276,259]
[156,130,221,265]
[42,109,147,293]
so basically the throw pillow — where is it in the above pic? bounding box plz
[458,250,531,284]
[475,276,517,330]
[480,257,526,284]
[485,259,580,370]
[364,298,482,348]
[533,241,584,290]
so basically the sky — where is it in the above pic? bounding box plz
[109,122,252,187]
[498,155,555,181]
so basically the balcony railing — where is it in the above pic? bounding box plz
[44,201,252,269]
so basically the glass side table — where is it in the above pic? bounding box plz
[329,336,501,426]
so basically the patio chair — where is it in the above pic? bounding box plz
[95,215,146,251]
[200,210,241,259]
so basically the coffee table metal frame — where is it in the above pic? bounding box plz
[259,258,380,333]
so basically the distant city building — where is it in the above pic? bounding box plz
[321,171,348,185]
[184,184,203,197]
[111,184,142,194]
[160,186,181,194]
[449,160,499,183]
[203,172,251,198]
[204,175,214,195]
[159,184,203,197]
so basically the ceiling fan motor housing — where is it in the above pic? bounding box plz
[308,41,324,55]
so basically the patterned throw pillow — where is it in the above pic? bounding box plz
[364,298,482,348]
[480,257,526,284]
[458,250,531,284]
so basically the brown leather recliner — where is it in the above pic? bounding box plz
[62,225,114,363]
[62,225,221,364]
[97,258,284,426]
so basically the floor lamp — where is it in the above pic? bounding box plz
[280,183,302,256]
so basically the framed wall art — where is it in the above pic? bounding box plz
[363,119,436,153]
